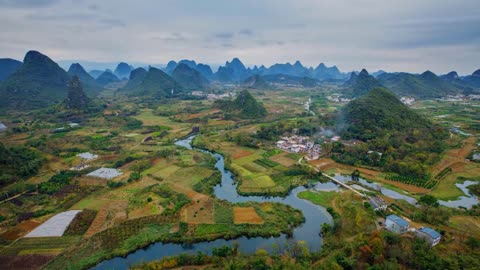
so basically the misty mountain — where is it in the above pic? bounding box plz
[95,70,120,86]
[114,62,133,79]
[89,70,104,79]
[67,63,102,95]
[0,58,22,81]
[216,58,250,83]
[119,67,184,99]
[344,69,383,97]
[243,75,270,89]
[171,63,209,90]
[123,67,148,90]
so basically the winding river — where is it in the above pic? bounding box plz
[92,137,332,269]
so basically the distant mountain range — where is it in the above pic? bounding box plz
[0,50,479,110]
[377,71,460,98]
[120,67,185,99]
[171,63,209,90]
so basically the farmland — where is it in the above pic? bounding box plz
[0,84,479,270]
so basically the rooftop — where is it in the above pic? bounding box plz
[386,214,409,227]
[418,227,441,239]
[87,167,122,179]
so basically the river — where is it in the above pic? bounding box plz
[92,136,332,269]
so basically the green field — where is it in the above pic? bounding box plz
[297,191,338,207]
[1,236,81,255]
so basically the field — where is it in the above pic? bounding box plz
[181,198,214,224]
[298,191,338,207]
[233,207,264,224]
[269,152,297,167]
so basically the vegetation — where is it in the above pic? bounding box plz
[378,71,460,98]
[336,88,448,179]
[0,50,71,109]
[171,63,209,90]
[214,90,267,119]
[64,209,97,236]
[0,143,44,187]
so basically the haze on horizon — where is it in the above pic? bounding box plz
[0,0,479,74]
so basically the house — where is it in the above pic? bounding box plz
[369,196,388,211]
[385,214,409,234]
[415,227,441,247]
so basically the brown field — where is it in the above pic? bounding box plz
[233,207,264,224]
[0,254,55,270]
[128,204,164,220]
[232,149,254,160]
[432,137,476,175]
[0,220,41,241]
[269,152,296,167]
[181,198,214,224]
[83,209,108,238]
[77,176,108,186]
[447,216,480,238]
[169,183,209,201]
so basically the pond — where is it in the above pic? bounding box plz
[92,136,332,270]
[439,180,479,209]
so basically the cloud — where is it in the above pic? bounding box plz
[0,0,479,74]
[238,29,254,36]
[214,32,234,40]
[0,0,58,8]
[385,16,480,49]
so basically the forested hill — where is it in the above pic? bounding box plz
[341,88,430,140]
[0,50,71,109]
[336,87,448,179]
[345,69,383,97]
[377,71,459,98]
[119,67,185,99]
[214,90,267,119]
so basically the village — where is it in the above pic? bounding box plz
[276,135,322,160]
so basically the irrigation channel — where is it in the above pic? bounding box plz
[92,136,333,269]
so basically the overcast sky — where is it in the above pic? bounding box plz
[0,0,479,74]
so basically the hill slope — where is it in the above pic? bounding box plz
[67,63,102,95]
[341,88,430,140]
[344,69,383,97]
[0,58,22,81]
[243,75,269,89]
[0,50,70,109]
[214,90,267,119]
[63,76,90,110]
[171,63,209,90]
[95,71,120,86]
[120,67,184,99]
[377,71,459,97]
[338,88,447,179]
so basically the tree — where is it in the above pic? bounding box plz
[418,195,439,207]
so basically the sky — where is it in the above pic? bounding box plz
[0,0,479,74]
